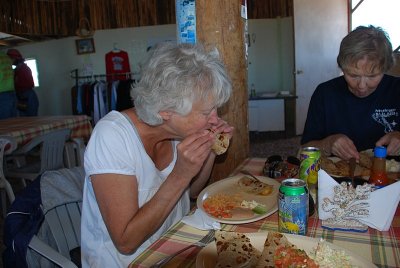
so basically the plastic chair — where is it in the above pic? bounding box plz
[28,202,82,268]
[5,128,71,187]
[0,135,17,217]
[64,138,86,168]
[27,166,85,268]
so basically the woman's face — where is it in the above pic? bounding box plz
[169,98,219,137]
[343,57,384,98]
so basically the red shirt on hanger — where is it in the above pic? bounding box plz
[105,50,131,81]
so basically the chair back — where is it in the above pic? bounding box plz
[0,135,17,173]
[0,136,17,206]
[27,166,85,268]
[5,129,72,186]
[64,138,86,168]
[45,201,82,258]
[39,129,71,173]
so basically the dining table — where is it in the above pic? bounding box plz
[0,115,93,146]
[129,157,400,268]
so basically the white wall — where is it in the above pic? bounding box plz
[2,19,292,116]
[247,17,294,95]
[3,24,176,116]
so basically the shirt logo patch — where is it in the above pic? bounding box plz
[372,108,398,133]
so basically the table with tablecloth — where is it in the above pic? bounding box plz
[129,157,400,268]
[0,115,92,146]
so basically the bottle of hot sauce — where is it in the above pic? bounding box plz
[368,146,389,187]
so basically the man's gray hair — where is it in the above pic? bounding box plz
[337,25,394,73]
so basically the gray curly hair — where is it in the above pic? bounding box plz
[131,42,232,125]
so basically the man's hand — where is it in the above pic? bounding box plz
[328,134,359,161]
[376,131,400,156]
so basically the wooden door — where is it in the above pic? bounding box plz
[294,0,348,135]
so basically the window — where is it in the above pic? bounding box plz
[25,59,39,87]
[12,58,39,87]
[351,0,400,51]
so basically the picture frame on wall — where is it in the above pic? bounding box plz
[76,38,95,54]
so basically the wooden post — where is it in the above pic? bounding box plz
[196,0,249,181]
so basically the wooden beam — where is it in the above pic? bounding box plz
[196,0,249,182]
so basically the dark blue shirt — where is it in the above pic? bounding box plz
[301,74,400,151]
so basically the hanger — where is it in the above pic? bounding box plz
[112,42,121,53]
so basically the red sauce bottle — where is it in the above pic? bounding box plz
[368,146,389,187]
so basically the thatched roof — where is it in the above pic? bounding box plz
[0,0,293,47]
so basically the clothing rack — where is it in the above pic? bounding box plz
[70,69,138,85]
[70,69,137,123]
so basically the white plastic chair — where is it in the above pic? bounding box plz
[6,128,71,187]
[64,138,86,168]
[0,135,17,217]
[28,202,82,268]
[27,166,85,268]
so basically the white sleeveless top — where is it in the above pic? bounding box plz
[81,111,190,267]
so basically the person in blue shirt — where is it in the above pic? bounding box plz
[301,25,400,161]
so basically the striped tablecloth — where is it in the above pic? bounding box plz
[0,115,93,146]
[130,157,400,268]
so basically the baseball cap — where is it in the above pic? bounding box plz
[7,49,22,59]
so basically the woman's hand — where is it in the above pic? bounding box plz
[376,131,400,156]
[172,130,215,182]
[210,118,234,139]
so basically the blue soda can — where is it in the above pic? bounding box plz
[278,178,309,235]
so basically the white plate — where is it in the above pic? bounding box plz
[196,174,280,224]
[196,232,377,268]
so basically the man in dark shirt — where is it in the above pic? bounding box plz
[301,26,400,161]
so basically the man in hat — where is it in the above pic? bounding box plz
[7,49,39,116]
[0,52,17,119]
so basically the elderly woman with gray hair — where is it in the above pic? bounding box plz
[301,25,400,161]
[81,42,233,267]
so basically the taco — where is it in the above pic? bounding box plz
[212,132,230,155]
[215,230,261,268]
[238,176,274,196]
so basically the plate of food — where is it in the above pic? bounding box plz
[321,150,400,180]
[320,154,371,178]
[196,230,377,268]
[196,174,280,224]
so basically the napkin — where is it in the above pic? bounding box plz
[182,209,221,230]
[318,169,400,231]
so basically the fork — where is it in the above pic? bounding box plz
[150,229,215,268]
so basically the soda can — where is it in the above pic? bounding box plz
[299,147,321,184]
[299,147,321,205]
[278,178,309,235]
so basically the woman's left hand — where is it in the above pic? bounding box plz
[376,131,400,156]
[210,118,234,139]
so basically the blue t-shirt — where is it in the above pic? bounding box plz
[301,74,400,151]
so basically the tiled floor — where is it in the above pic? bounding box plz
[250,133,301,159]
